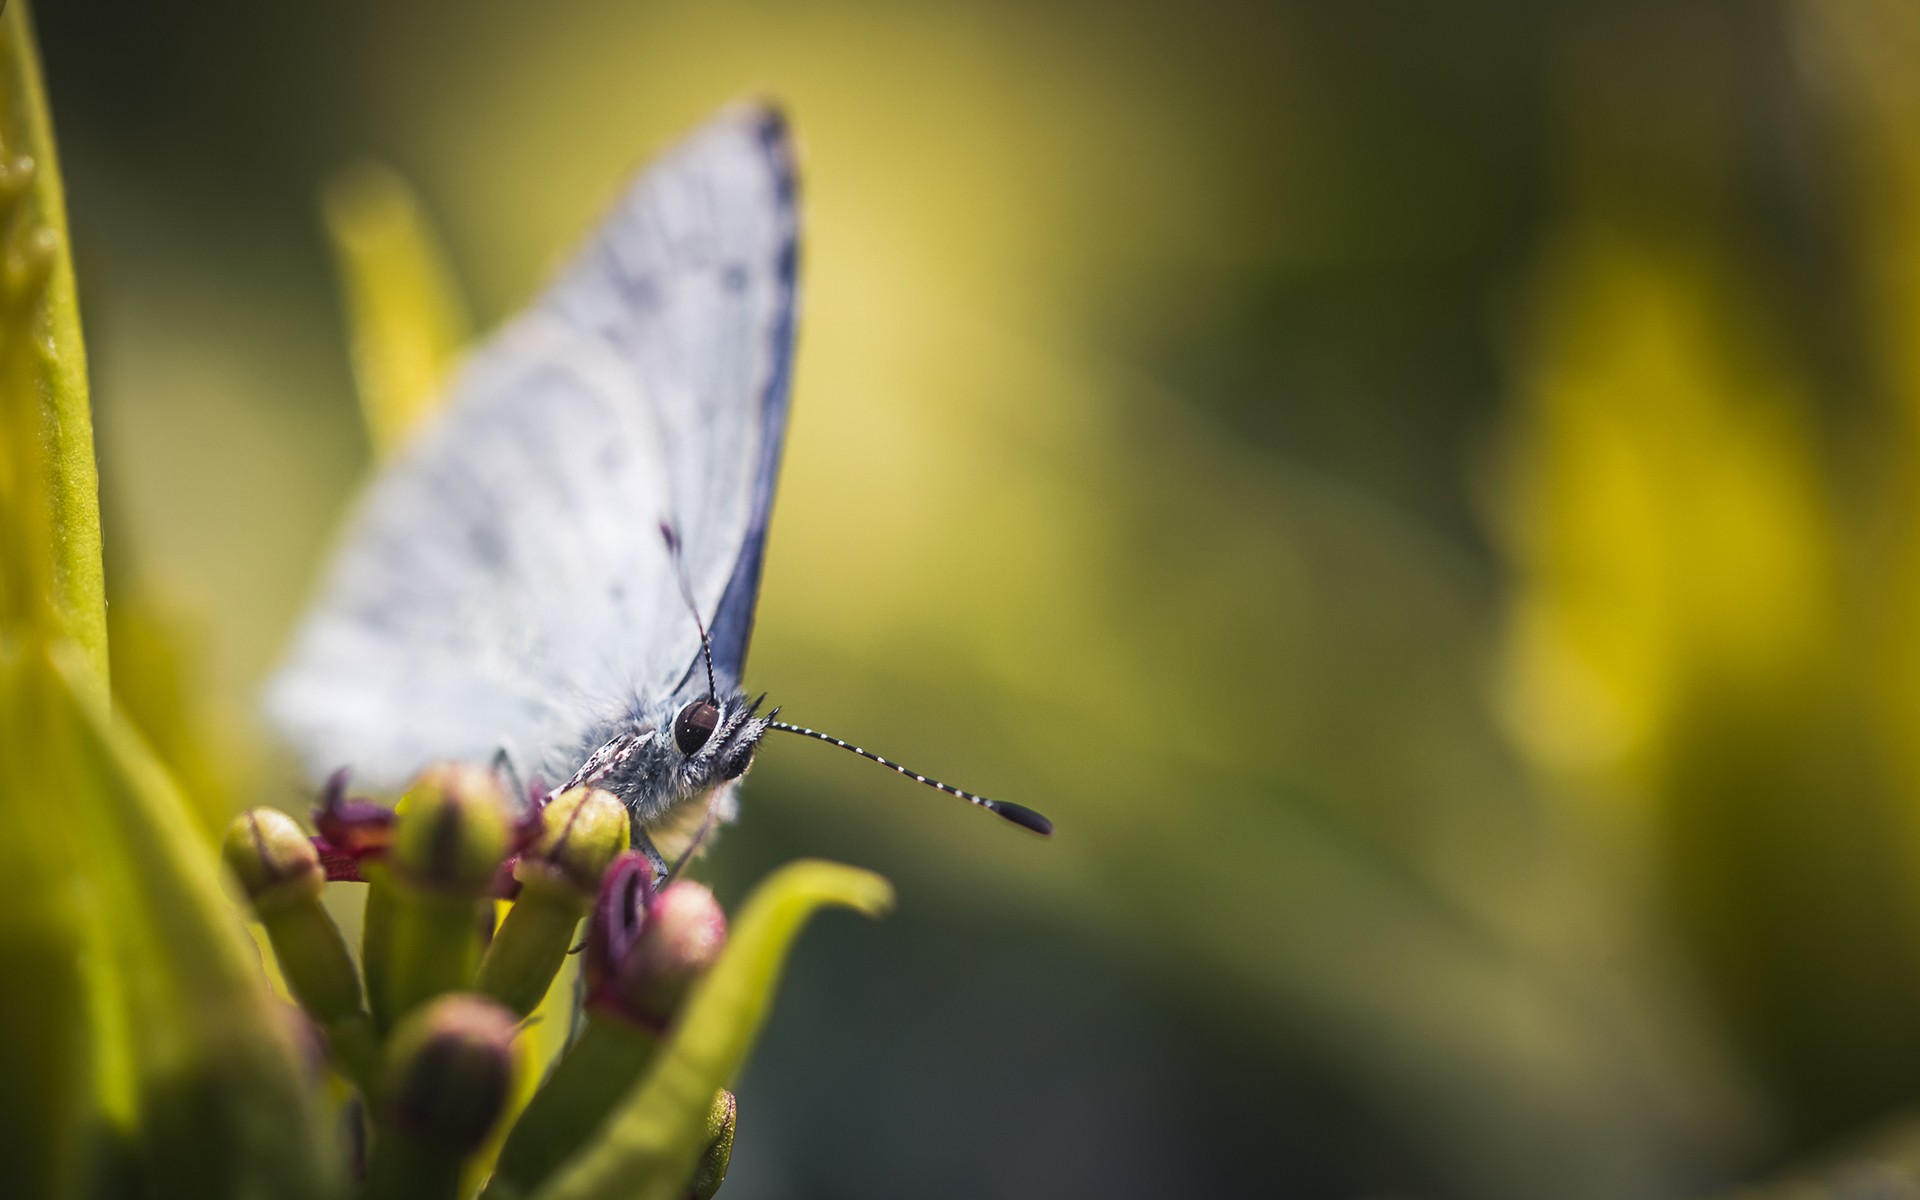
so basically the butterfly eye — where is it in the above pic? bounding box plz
[673,700,720,755]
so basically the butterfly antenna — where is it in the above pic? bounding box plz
[659,521,718,703]
[767,721,1053,836]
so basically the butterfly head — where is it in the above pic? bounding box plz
[669,691,770,784]
[560,685,772,829]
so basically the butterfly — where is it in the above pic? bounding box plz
[266,104,1051,879]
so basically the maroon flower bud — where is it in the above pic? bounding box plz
[584,852,727,1029]
[384,994,518,1154]
[310,768,396,881]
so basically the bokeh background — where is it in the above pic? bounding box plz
[35,0,1920,1195]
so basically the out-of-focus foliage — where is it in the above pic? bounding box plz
[321,162,470,459]
[31,0,1920,1195]
[1502,0,1920,1150]
[0,5,337,1196]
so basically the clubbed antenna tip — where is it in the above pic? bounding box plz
[766,721,1053,837]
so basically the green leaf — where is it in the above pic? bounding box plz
[0,647,101,1200]
[322,162,471,459]
[39,644,343,1199]
[529,861,894,1200]
[0,0,106,689]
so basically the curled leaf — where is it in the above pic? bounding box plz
[43,645,341,1199]
[530,860,893,1200]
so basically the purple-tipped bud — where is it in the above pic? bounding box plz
[584,853,728,1029]
[222,808,324,911]
[392,763,511,892]
[514,787,631,900]
[385,994,518,1154]
[311,769,396,881]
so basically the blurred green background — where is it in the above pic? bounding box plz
[37,0,1920,1195]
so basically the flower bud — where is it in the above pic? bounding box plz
[475,788,629,1017]
[489,859,728,1199]
[688,1089,737,1200]
[312,769,396,879]
[222,808,376,1087]
[392,763,511,891]
[584,853,730,1028]
[515,787,630,899]
[383,994,519,1154]
[367,995,519,1200]
[601,880,727,1029]
[377,763,514,1027]
[222,807,323,911]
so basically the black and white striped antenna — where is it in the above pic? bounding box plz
[767,720,1053,835]
[659,523,1051,838]
[659,521,718,705]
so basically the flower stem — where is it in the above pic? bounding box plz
[364,1130,464,1200]
[482,1015,659,1200]
[362,864,398,1034]
[475,891,582,1018]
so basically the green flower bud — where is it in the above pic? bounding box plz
[368,995,520,1200]
[476,787,629,1017]
[221,807,323,912]
[221,808,375,1088]
[515,786,630,900]
[378,763,515,1026]
[688,1089,737,1200]
[391,763,511,891]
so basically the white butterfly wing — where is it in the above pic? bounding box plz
[266,105,799,790]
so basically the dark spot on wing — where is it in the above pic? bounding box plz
[722,262,748,293]
[616,270,658,311]
[350,598,398,630]
[468,524,509,570]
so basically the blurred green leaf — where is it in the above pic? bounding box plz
[323,162,470,459]
[106,591,241,836]
[0,646,101,1200]
[41,643,343,1199]
[532,861,893,1200]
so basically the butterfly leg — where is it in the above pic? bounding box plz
[632,829,672,887]
[490,745,528,807]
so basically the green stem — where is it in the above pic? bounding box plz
[325,1011,380,1098]
[257,896,378,1093]
[482,1015,659,1200]
[260,897,364,1023]
[385,886,485,1028]
[362,867,397,1034]
[475,890,583,1017]
[364,1132,464,1200]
